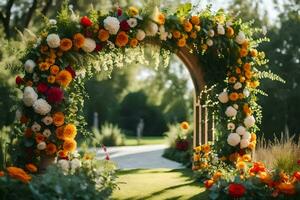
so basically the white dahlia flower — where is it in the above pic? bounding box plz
[42,116,53,125]
[33,99,52,115]
[206,39,213,46]
[49,19,57,25]
[218,91,229,103]
[240,139,250,149]
[136,29,146,41]
[103,16,120,35]
[23,86,38,107]
[43,129,51,137]
[235,31,246,45]
[37,142,46,150]
[227,122,236,130]
[217,24,225,35]
[243,88,250,97]
[70,158,82,171]
[127,18,138,28]
[145,22,158,36]
[208,29,215,37]
[244,115,255,128]
[58,159,70,171]
[227,133,241,146]
[46,33,60,48]
[31,122,41,132]
[243,132,251,140]
[236,126,246,135]
[24,59,36,73]
[225,106,237,117]
[234,82,242,90]
[82,38,96,53]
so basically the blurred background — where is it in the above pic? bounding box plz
[0,0,299,145]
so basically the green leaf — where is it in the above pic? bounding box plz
[175,3,192,17]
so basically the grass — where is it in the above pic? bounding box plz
[112,168,208,200]
[124,136,166,146]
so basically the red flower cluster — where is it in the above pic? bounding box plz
[16,76,23,85]
[120,20,130,32]
[80,16,93,27]
[47,87,64,104]
[175,139,189,151]
[117,8,122,16]
[37,83,48,94]
[228,183,246,198]
[294,171,300,181]
[249,162,266,174]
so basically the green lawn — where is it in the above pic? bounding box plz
[124,136,166,146]
[112,168,208,200]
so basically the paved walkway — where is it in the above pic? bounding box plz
[95,144,184,169]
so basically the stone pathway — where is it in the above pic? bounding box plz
[95,144,184,169]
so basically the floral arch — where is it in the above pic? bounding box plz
[13,3,271,170]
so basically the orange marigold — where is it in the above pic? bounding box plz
[190,16,200,25]
[56,70,72,87]
[39,62,50,71]
[250,133,257,142]
[25,163,38,173]
[56,126,65,140]
[50,65,60,75]
[35,133,45,143]
[98,29,110,42]
[40,45,49,54]
[46,143,57,155]
[73,33,85,48]
[63,139,77,152]
[243,63,251,71]
[229,92,239,101]
[243,104,252,115]
[242,154,252,162]
[156,13,165,25]
[245,71,252,79]
[172,30,181,39]
[226,27,235,38]
[115,31,129,47]
[228,76,237,83]
[202,144,211,153]
[183,20,193,32]
[48,75,56,84]
[190,31,197,39]
[250,49,258,57]
[53,112,65,127]
[60,38,73,51]
[7,167,31,183]
[63,124,77,140]
[177,38,186,47]
[180,121,189,130]
[130,38,139,48]
[240,48,248,57]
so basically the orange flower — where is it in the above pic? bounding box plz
[250,81,260,88]
[243,104,252,115]
[56,70,72,87]
[212,171,222,181]
[248,142,256,150]
[172,30,181,39]
[57,50,64,57]
[239,93,244,99]
[60,38,73,51]
[204,179,214,189]
[157,13,166,25]
[177,37,186,47]
[39,62,50,71]
[190,16,200,25]
[236,161,246,169]
[236,67,241,74]
[228,76,237,83]
[190,31,197,39]
[242,40,249,49]
[7,167,31,183]
[180,121,189,130]
[73,33,85,48]
[250,49,258,57]
[58,150,68,158]
[50,65,60,75]
[130,38,139,48]
[226,27,235,37]
[193,154,200,161]
[250,133,257,142]
[202,144,211,153]
[63,124,77,140]
[46,58,55,65]
[0,171,4,177]
[56,126,65,140]
[240,48,248,57]
[183,20,193,32]
[229,92,239,101]
[277,182,295,195]
[48,75,56,84]
[242,154,251,162]
[46,143,57,155]
[98,29,110,42]
[35,133,45,143]
[239,76,246,83]
[63,139,77,152]
[245,71,252,79]
[53,112,65,127]
[40,45,49,54]
[25,163,38,173]
[243,63,251,71]
[115,31,129,47]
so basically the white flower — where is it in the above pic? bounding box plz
[46,33,60,48]
[240,139,250,149]
[236,126,246,135]
[168,33,173,39]
[103,16,120,35]
[33,99,52,115]
[206,39,213,46]
[226,21,233,27]
[23,86,38,107]
[33,73,39,82]
[218,91,229,103]
[159,26,168,41]
[31,122,41,132]
[107,40,115,49]
[70,158,82,170]
[136,29,146,41]
[82,38,96,53]
[37,141,46,150]
[43,129,51,137]
[24,59,36,73]
[49,19,57,25]
[15,110,22,121]
[127,18,137,28]
[235,31,246,45]
[208,29,215,37]
[233,104,239,110]
[217,24,225,35]
[243,88,250,97]
[145,22,158,36]
[58,159,70,171]
[243,132,251,140]
[227,122,236,130]
[42,116,53,125]
[244,115,255,128]
[227,133,241,146]
[234,82,242,90]
[225,106,237,117]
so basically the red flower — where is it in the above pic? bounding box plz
[37,83,48,94]
[47,87,64,104]
[204,180,214,189]
[175,139,189,151]
[15,76,23,85]
[65,66,76,78]
[120,20,130,32]
[228,183,246,198]
[80,16,93,27]
[294,171,300,181]
[117,8,122,16]
[297,160,300,166]
[94,43,103,52]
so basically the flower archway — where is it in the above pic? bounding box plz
[13,3,270,169]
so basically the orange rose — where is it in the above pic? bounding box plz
[7,167,31,183]
[130,38,138,48]
[25,163,38,173]
[73,33,85,48]
[177,37,186,47]
[243,63,251,71]
[229,92,239,101]
[236,67,241,74]
[243,104,252,115]
[63,139,77,152]
[190,16,200,25]
[239,76,246,83]
[248,142,256,150]
[35,133,45,143]
[245,71,252,79]
[48,75,56,84]
[56,70,72,87]
[46,58,55,65]
[39,62,50,71]
[56,126,65,140]
[193,154,200,161]
[242,40,249,49]
[63,124,77,140]
[226,27,235,37]
[50,65,60,75]
[240,48,248,57]
[183,20,193,32]
[172,30,181,39]
[98,29,110,42]
[46,143,57,155]
[115,31,129,47]
[202,144,210,153]
[60,38,73,51]
[53,112,65,127]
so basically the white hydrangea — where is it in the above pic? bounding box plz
[234,82,242,90]
[42,116,53,125]
[218,91,229,103]
[58,159,70,171]
[127,18,138,28]
[217,24,225,35]
[24,59,36,73]
[103,16,120,35]
[82,38,96,53]
[37,142,46,150]
[227,133,241,146]
[70,158,82,171]
[225,106,237,117]
[227,122,236,130]
[236,126,246,135]
[206,39,213,46]
[33,99,51,115]
[244,115,255,128]
[46,33,60,48]
[208,29,215,37]
[235,31,246,45]
[145,22,158,36]
[43,129,51,137]
[23,86,38,107]
[31,122,41,132]
[243,132,251,140]
[240,139,250,149]
[136,29,146,41]
[243,88,250,97]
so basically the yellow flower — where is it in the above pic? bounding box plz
[39,62,50,71]
[63,124,77,140]
[242,154,251,162]
[190,16,200,25]
[236,161,246,169]
[56,70,72,87]
[63,139,77,152]
[183,20,193,32]
[128,6,139,17]
[53,112,65,127]
[177,37,186,47]
[47,75,56,84]
[194,146,201,153]
[180,121,189,130]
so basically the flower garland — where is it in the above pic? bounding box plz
[13,3,271,168]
